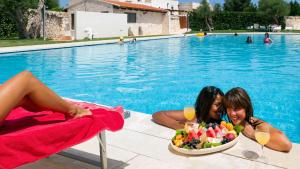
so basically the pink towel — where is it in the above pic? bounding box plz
[0,102,124,169]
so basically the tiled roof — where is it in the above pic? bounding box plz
[103,0,167,13]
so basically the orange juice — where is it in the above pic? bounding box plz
[184,107,195,121]
[255,131,270,145]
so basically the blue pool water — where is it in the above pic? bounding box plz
[0,35,299,143]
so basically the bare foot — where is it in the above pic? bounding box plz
[69,106,92,118]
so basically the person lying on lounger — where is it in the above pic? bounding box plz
[223,87,292,152]
[152,86,225,130]
[0,71,91,125]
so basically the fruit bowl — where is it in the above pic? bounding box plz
[170,121,243,155]
[171,133,241,155]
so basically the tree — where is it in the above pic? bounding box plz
[223,0,253,12]
[1,0,39,38]
[213,3,222,13]
[46,0,63,11]
[196,0,213,31]
[258,0,290,24]
[289,1,300,16]
[0,3,17,38]
[243,3,257,12]
[0,0,54,39]
[27,0,46,39]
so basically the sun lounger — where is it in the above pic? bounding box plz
[0,101,124,169]
[285,26,293,31]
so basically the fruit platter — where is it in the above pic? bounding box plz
[171,121,244,155]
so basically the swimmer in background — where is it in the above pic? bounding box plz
[119,36,124,44]
[131,37,137,43]
[246,36,253,43]
[264,32,272,43]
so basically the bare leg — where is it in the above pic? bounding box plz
[0,71,91,121]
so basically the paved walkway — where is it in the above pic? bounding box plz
[20,111,300,169]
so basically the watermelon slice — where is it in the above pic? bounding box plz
[206,127,216,138]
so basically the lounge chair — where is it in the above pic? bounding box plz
[0,101,125,169]
[253,23,259,31]
[271,25,281,32]
[285,26,293,31]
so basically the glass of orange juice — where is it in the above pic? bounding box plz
[255,124,270,162]
[183,107,196,121]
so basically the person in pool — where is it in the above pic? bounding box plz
[152,86,225,130]
[0,71,91,126]
[246,36,253,44]
[223,87,292,152]
[264,32,272,43]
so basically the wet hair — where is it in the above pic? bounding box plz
[265,32,269,38]
[246,36,253,43]
[223,87,261,126]
[194,86,225,123]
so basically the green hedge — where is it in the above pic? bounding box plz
[189,12,285,31]
[0,12,17,39]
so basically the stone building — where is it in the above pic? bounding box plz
[66,0,188,39]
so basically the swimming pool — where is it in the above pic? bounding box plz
[0,35,299,143]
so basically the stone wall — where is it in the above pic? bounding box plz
[45,11,70,39]
[27,10,70,40]
[285,16,300,30]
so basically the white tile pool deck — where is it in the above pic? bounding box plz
[19,111,300,169]
[2,34,299,168]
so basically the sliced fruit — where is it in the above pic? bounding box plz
[175,134,183,140]
[175,140,183,147]
[206,127,216,138]
[187,130,198,141]
[197,129,203,137]
[220,121,227,127]
[233,125,244,134]
[211,142,222,147]
[227,130,237,137]
[214,125,222,134]
[225,133,236,141]
[226,123,234,131]
[203,142,212,148]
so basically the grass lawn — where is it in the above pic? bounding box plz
[0,39,65,47]
[0,35,172,47]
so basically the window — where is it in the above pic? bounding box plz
[71,13,75,30]
[126,13,136,23]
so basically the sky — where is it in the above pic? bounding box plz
[59,0,299,7]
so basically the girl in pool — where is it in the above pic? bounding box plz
[264,32,272,43]
[152,86,225,129]
[0,71,91,125]
[223,87,292,152]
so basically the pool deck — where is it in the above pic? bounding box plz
[19,111,300,169]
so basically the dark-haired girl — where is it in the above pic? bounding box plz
[223,87,292,152]
[152,86,225,130]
